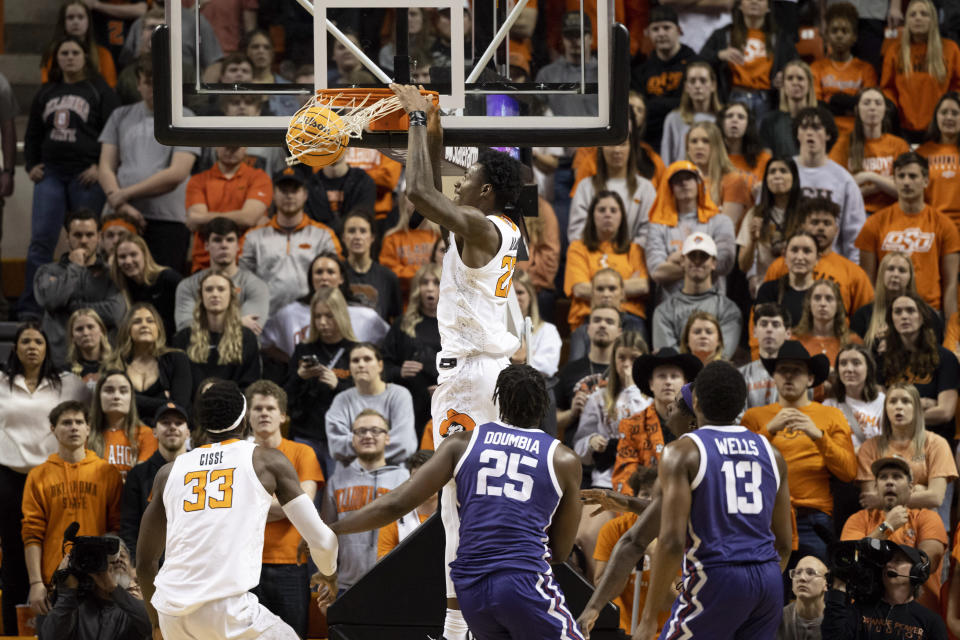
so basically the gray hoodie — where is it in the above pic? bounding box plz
[651,286,742,360]
[322,461,410,589]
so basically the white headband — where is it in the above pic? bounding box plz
[206,394,247,433]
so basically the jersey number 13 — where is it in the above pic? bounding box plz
[720,460,763,515]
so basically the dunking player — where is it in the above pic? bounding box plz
[135,381,339,640]
[331,364,585,640]
[390,84,525,639]
[634,361,793,639]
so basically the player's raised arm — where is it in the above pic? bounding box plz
[331,431,468,535]
[257,446,339,582]
[136,462,172,634]
[636,440,698,638]
[390,83,499,256]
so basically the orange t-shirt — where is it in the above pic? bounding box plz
[829,133,910,213]
[377,511,432,559]
[102,426,158,479]
[730,29,774,90]
[811,57,878,136]
[263,438,325,565]
[611,405,665,495]
[742,402,857,514]
[855,432,958,487]
[881,39,960,133]
[796,334,863,370]
[704,170,755,211]
[41,45,118,87]
[795,27,825,65]
[841,508,947,612]
[564,240,648,329]
[594,513,643,633]
[917,141,960,231]
[379,228,439,298]
[185,162,273,272]
[854,203,960,309]
[729,150,771,183]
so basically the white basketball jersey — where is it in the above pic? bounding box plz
[153,439,272,616]
[438,214,522,359]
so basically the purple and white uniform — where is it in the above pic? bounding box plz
[450,422,584,640]
[660,425,783,640]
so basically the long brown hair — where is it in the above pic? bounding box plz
[42,2,101,78]
[110,235,167,307]
[88,369,143,461]
[400,263,442,337]
[680,311,724,362]
[603,331,649,421]
[582,191,631,253]
[592,141,638,201]
[882,293,940,386]
[729,0,776,54]
[679,61,722,124]
[877,383,927,461]
[847,88,896,173]
[66,308,113,376]
[865,252,918,350]
[108,303,175,367]
[794,279,850,340]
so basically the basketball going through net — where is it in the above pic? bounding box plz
[285,88,439,167]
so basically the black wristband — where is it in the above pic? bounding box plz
[408,111,427,127]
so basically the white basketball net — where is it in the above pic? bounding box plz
[285,91,405,166]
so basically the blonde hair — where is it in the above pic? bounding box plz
[186,272,244,365]
[680,311,724,362]
[512,269,542,332]
[865,252,918,350]
[679,61,722,125]
[779,59,818,112]
[686,121,738,205]
[878,383,927,461]
[899,0,946,83]
[66,308,113,376]
[307,287,358,343]
[110,235,167,307]
[400,263,442,337]
[88,369,142,461]
[794,279,850,341]
[108,303,175,367]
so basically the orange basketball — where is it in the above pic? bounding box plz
[286,105,349,168]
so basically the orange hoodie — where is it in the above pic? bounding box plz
[647,161,721,227]
[22,450,123,585]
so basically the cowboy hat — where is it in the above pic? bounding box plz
[632,348,703,397]
[761,340,830,388]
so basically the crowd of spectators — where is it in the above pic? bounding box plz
[4,0,960,638]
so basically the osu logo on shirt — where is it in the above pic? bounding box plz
[438,409,476,439]
[881,228,935,254]
[743,38,767,63]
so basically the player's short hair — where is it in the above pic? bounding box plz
[797,196,840,221]
[203,217,241,241]
[893,151,929,176]
[825,2,859,30]
[693,361,747,423]
[196,380,247,436]
[245,379,287,414]
[493,364,549,428]
[627,465,659,496]
[753,302,792,327]
[406,450,434,471]
[64,208,99,232]
[50,400,87,427]
[477,149,523,211]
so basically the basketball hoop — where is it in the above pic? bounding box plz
[285,88,439,168]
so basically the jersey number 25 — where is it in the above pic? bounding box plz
[476,450,536,501]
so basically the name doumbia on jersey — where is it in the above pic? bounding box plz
[483,429,543,455]
[714,436,761,457]
[198,451,225,466]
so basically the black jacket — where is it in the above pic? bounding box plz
[700,26,797,104]
[304,166,377,236]
[631,44,698,150]
[119,450,167,561]
[821,589,948,639]
[285,339,356,441]
[39,585,151,640]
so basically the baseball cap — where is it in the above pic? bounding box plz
[561,12,591,36]
[682,232,717,257]
[273,166,306,187]
[154,401,189,425]
[871,455,913,480]
[649,6,680,26]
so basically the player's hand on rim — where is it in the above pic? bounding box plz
[388,83,436,117]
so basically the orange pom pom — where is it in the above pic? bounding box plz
[286,106,349,168]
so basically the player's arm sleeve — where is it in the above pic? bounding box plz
[282,493,338,575]
[816,411,858,482]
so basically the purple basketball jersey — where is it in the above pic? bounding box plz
[681,426,781,569]
[450,422,561,588]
